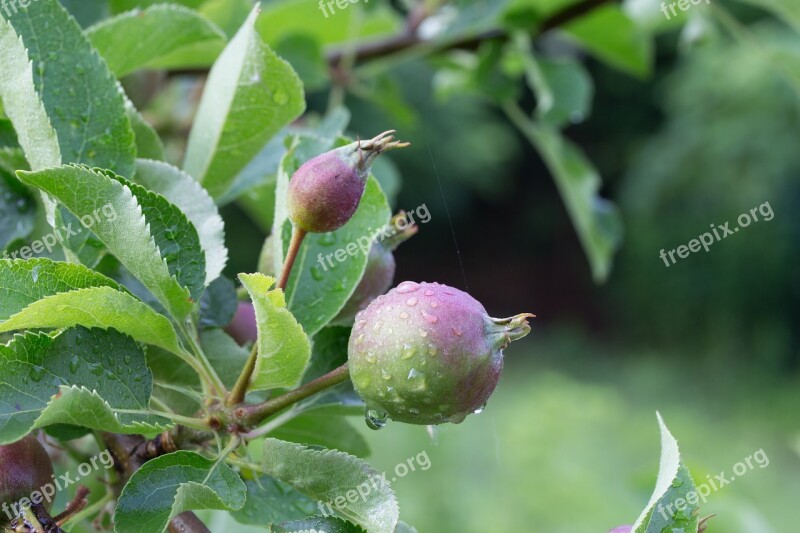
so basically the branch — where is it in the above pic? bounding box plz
[234,364,351,428]
[326,0,616,67]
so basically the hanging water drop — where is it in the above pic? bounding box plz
[365,408,388,430]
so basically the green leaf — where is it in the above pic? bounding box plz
[563,5,653,78]
[0,0,136,176]
[303,326,350,384]
[0,156,35,251]
[0,258,120,320]
[632,413,700,533]
[274,34,330,92]
[183,6,305,199]
[198,0,253,38]
[17,165,195,319]
[271,414,370,458]
[514,34,594,128]
[273,516,365,533]
[199,328,250,390]
[238,273,311,391]
[127,106,165,161]
[734,0,800,31]
[0,15,61,171]
[0,327,169,444]
[59,0,109,28]
[87,4,227,77]
[110,0,205,13]
[256,0,401,48]
[198,276,238,329]
[506,115,622,282]
[261,439,399,533]
[0,285,185,356]
[115,450,246,533]
[134,159,228,286]
[232,476,317,527]
[115,175,207,301]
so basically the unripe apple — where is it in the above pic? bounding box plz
[0,434,55,522]
[288,131,409,234]
[348,282,533,426]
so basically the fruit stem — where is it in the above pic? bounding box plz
[235,364,351,428]
[226,343,259,407]
[277,226,307,291]
[489,313,536,349]
[228,226,308,406]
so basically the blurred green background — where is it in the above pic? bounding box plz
[43,0,800,530]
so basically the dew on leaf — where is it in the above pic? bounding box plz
[29,366,46,383]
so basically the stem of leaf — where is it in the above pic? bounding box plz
[235,364,351,428]
[178,323,226,398]
[277,226,307,291]
[224,456,263,474]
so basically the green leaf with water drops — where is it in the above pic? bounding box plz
[238,273,311,391]
[17,165,195,319]
[0,0,136,176]
[0,285,185,357]
[115,450,246,533]
[260,438,399,533]
[183,6,305,199]
[0,258,120,320]
[87,4,227,77]
[0,154,36,251]
[134,159,228,287]
[273,145,392,337]
[0,15,61,172]
[632,413,700,533]
[114,174,206,302]
[0,327,169,444]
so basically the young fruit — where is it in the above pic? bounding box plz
[0,434,55,519]
[331,212,418,326]
[348,281,533,426]
[288,131,409,234]
[225,301,258,346]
